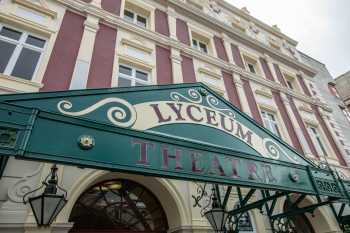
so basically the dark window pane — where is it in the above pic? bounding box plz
[118,77,132,87]
[124,10,134,22]
[26,35,45,48]
[119,65,132,76]
[248,63,256,73]
[136,70,148,81]
[135,81,145,86]
[0,27,22,40]
[11,48,41,80]
[137,15,147,27]
[192,39,198,48]
[199,42,207,53]
[0,40,16,73]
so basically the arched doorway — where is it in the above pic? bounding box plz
[283,201,315,233]
[69,179,169,233]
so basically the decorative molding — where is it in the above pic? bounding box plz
[169,0,317,76]
[298,104,313,114]
[255,88,272,98]
[12,0,57,18]
[198,67,221,80]
[0,74,43,88]
[118,54,154,71]
[53,0,327,110]
[121,38,153,54]
[0,12,55,36]
[257,103,277,113]
[202,82,225,96]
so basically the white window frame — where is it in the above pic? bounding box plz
[308,125,328,156]
[0,24,46,80]
[261,110,281,137]
[117,64,151,87]
[192,38,208,54]
[123,9,148,28]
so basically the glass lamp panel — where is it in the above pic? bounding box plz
[29,196,43,225]
[48,197,67,225]
[42,194,65,225]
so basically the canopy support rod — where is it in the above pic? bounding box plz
[222,186,232,209]
[228,191,287,216]
[271,199,335,219]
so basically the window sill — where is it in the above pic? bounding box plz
[0,74,43,92]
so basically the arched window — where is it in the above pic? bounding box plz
[69,179,168,233]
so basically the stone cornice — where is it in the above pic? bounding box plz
[168,0,317,77]
[217,0,298,46]
[56,0,324,110]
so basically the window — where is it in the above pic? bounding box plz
[118,64,150,87]
[192,38,208,53]
[123,9,147,28]
[243,56,260,75]
[261,110,281,137]
[247,63,256,74]
[283,73,298,91]
[286,80,294,90]
[0,25,46,80]
[308,125,328,156]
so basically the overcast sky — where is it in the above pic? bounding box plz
[225,0,350,77]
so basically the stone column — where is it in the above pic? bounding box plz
[222,33,234,64]
[280,92,311,154]
[263,53,278,83]
[69,14,99,90]
[167,6,177,40]
[319,108,349,165]
[233,73,252,116]
[171,48,183,83]
[90,0,101,8]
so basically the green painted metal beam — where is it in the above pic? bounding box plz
[228,192,288,216]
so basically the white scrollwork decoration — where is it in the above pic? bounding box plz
[206,95,235,118]
[170,89,203,104]
[8,163,44,203]
[263,138,300,164]
[57,98,137,127]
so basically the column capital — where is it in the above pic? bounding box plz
[84,14,100,33]
[233,73,243,87]
[90,0,101,8]
[171,48,182,64]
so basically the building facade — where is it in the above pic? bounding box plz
[335,71,350,112]
[300,53,350,172]
[0,0,349,233]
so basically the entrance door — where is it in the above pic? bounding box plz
[69,179,168,233]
